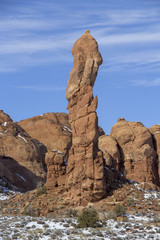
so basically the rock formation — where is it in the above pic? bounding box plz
[108,118,159,186]
[149,125,160,180]
[0,110,47,191]
[19,113,71,157]
[19,112,72,188]
[64,30,107,204]
[98,135,121,170]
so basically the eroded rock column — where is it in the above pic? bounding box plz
[65,31,106,204]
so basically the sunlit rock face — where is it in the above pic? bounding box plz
[65,31,107,205]
[0,110,47,191]
[19,112,72,189]
[65,30,103,101]
[109,118,159,186]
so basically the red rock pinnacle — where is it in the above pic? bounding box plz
[65,31,106,205]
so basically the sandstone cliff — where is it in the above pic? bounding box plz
[0,110,47,191]
[99,118,159,187]
[19,112,72,188]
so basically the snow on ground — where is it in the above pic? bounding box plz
[0,194,9,201]
[0,182,160,239]
[0,179,18,200]
[0,213,159,240]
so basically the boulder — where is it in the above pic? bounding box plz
[110,118,159,185]
[0,110,47,191]
[98,135,121,170]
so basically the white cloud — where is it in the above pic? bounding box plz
[0,19,55,31]
[97,31,160,46]
[131,78,160,87]
[0,1,160,73]
[0,68,18,73]
[11,85,65,91]
[101,50,160,72]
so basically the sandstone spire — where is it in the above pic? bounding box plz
[65,31,106,205]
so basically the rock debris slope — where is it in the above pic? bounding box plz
[64,30,107,204]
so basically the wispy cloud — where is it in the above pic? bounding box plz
[79,8,160,29]
[101,50,160,72]
[131,78,160,87]
[0,1,160,73]
[0,67,18,73]
[97,31,160,46]
[11,85,66,91]
[0,19,55,31]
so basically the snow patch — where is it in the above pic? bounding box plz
[153,131,160,134]
[18,133,27,143]
[53,150,63,154]
[63,126,72,133]
[3,122,7,127]
[144,191,159,199]
[16,173,27,182]
[0,194,10,200]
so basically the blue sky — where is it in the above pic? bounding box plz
[0,0,160,134]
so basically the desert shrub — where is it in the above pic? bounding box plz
[107,211,117,220]
[150,216,160,223]
[36,181,44,188]
[114,204,126,217]
[107,204,126,220]
[35,184,47,197]
[77,208,99,228]
[23,205,37,217]
[126,197,135,207]
[66,208,78,218]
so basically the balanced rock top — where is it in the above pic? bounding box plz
[65,30,103,100]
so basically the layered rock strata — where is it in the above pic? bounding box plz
[65,31,107,204]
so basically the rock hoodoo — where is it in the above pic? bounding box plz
[65,30,106,204]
